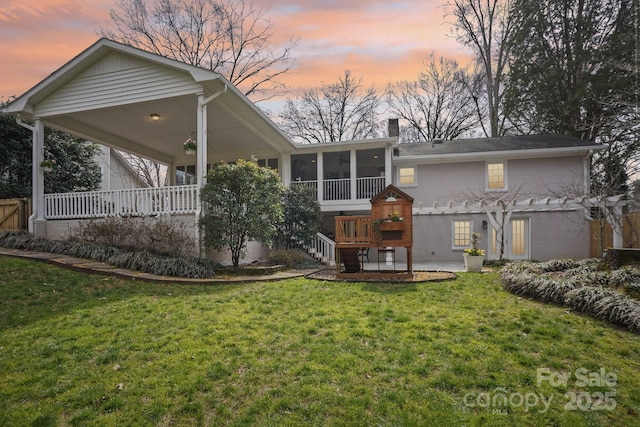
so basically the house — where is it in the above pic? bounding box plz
[2,38,620,265]
[95,146,148,191]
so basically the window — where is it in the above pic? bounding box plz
[453,220,471,248]
[487,162,505,190]
[257,158,279,172]
[399,167,415,185]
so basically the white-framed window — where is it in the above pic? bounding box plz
[399,166,416,186]
[452,220,472,249]
[486,161,506,190]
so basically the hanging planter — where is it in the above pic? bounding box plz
[183,136,197,155]
[40,159,56,172]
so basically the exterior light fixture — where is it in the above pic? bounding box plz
[149,113,161,121]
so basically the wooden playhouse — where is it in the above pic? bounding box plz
[334,185,413,279]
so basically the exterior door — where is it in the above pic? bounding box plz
[507,218,529,260]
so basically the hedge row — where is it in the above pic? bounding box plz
[0,230,217,279]
[501,259,640,333]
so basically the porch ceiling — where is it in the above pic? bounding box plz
[44,93,278,164]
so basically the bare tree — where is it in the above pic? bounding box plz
[455,184,527,260]
[387,53,482,142]
[445,0,514,137]
[277,70,385,144]
[101,0,298,101]
[117,151,167,187]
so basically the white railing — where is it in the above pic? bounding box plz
[291,177,385,202]
[303,232,336,266]
[44,185,199,219]
[324,178,351,201]
[357,177,385,200]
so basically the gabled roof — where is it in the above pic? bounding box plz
[5,38,223,115]
[371,184,414,204]
[3,38,295,164]
[395,134,604,163]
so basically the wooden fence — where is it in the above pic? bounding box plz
[590,211,640,257]
[0,198,31,231]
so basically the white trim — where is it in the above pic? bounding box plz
[393,145,606,165]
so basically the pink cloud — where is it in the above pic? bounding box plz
[1,0,473,103]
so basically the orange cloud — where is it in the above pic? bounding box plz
[1,0,473,104]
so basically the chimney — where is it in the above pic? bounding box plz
[388,118,399,137]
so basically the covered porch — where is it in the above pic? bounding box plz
[3,39,297,250]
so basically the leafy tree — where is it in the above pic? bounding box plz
[102,0,298,101]
[274,184,322,250]
[0,106,102,198]
[277,70,385,143]
[445,0,515,137]
[200,158,283,266]
[387,53,482,142]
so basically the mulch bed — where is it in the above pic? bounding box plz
[306,269,457,283]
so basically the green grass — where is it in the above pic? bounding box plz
[1,256,640,426]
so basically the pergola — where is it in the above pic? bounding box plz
[415,195,625,253]
[4,38,296,238]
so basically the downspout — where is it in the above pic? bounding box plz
[194,83,228,257]
[15,116,41,234]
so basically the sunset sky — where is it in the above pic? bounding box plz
[0,0,473,105]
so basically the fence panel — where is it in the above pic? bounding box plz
[590,211,640,257]
[0,198,31,231]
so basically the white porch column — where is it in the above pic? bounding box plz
[31,118,46,237]
[281,153,291,185]
[196,93,207,188]
[194,93,207,256]
[317,153,324,202]
[350,149,357,200]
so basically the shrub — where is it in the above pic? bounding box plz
[564,287,640,333]
[71,215,195,258]
[0,230,216,279]
[502,259,640,334]
[267,248,318,269]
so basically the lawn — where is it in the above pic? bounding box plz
[1,256,639,426]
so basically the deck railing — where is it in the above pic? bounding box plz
[44,185,199,219]
[334,215,372,245]
[44,176,386,220]
[291,177,385,202]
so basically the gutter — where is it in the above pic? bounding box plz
[393,145,607,165]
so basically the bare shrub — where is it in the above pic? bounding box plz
[71,215,195,258]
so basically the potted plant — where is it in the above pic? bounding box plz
[183,137,197,155]
[463,232,485,272]
[40,159,56,172]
